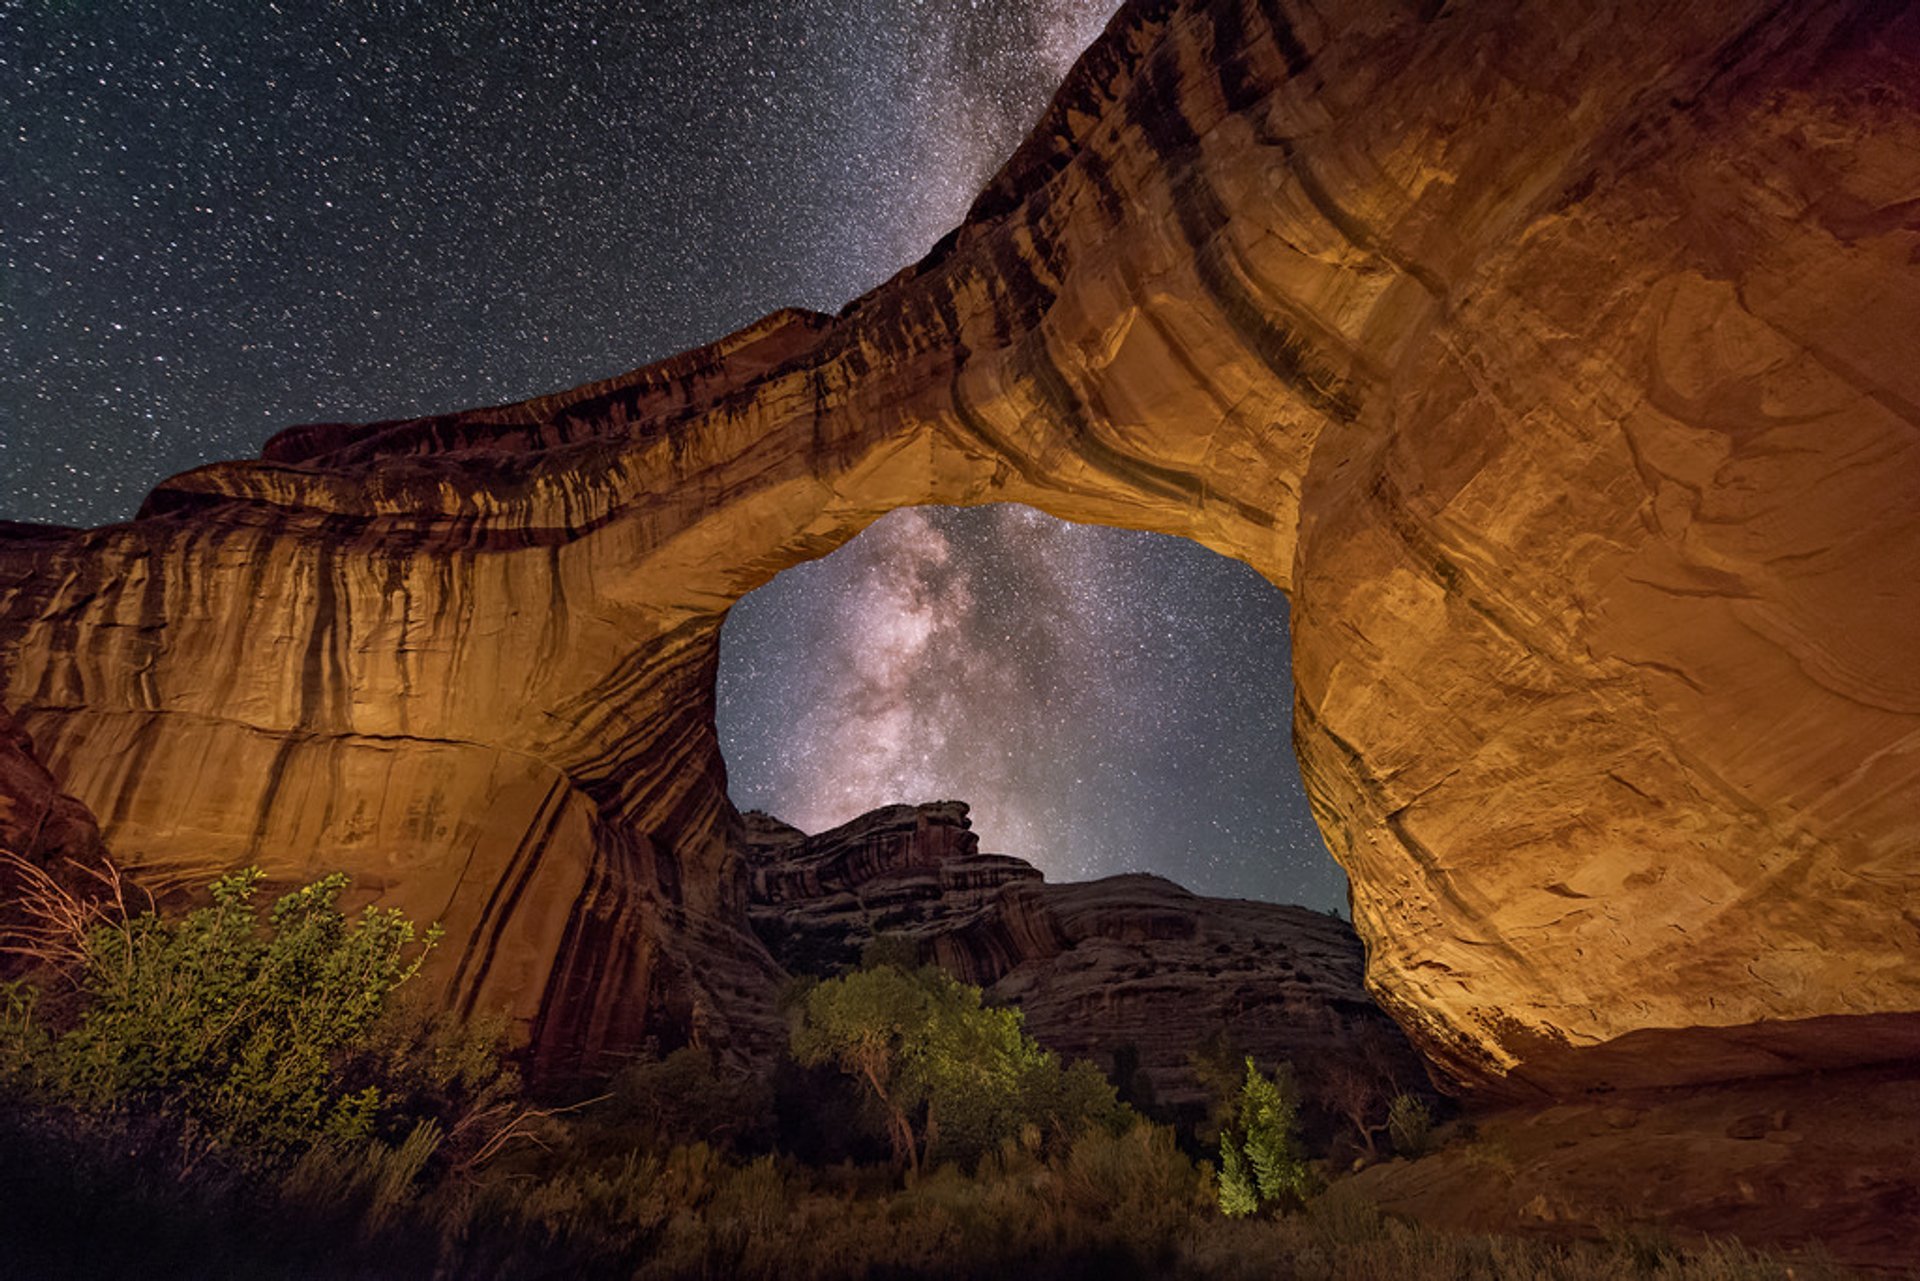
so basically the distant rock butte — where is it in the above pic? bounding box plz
[745,801,1426,1116]
[1,0,1917,1094]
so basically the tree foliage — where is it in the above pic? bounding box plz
[5,866,441,1153]
[1387,1091,1434,1157]
[1217,1056,1314,1217]
[789,961,1129,1175]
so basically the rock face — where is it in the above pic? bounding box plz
[744,803,1045,978]
[0,0,1916,1093]
[0,703,104,877]
[0,700,114,980]
[746,802,1426,1116]
[1342,1063,1920,1271]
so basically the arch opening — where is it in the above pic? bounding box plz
[716,502,1347,911]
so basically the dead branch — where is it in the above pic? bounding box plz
[451,1092,611,1181]
[0,848,150,984]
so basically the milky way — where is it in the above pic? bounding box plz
[717,506,1348,910]
[3,1,1346,911]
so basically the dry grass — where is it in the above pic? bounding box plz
[402,1123,1869,1281]
[0,1100,1876,1281]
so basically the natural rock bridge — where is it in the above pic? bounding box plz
[2,0,1915,1098]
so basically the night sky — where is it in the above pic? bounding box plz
[2,2,1346,911]
[719,507,1343,908]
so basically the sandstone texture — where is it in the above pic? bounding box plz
[0,702,104,878]
[744,801,1426,1117]
[744,803,1047,979]
[1343,1062,1920,1272]
[1,0,1916,1093]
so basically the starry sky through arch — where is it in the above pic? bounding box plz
[717,505,1346,910]
[3,1,1347,911]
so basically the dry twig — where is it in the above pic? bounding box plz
[0,848,150,983]
[450,1092,610,1181]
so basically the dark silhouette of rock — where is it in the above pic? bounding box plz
[745,801,1428,1117]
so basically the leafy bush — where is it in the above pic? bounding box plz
[1056,1119,1213,1247]
[1217,1057,1313,1217]
[1386,1091,1434,1157]
[0,979,47,1085]
[8,866,441,1154]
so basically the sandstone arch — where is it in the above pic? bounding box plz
[2,0,1916,1095]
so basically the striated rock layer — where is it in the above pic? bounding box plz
[1,0,1917,1093]
[744,801,1427,1116]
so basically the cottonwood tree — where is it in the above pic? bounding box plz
[789,958,1127,1176]
[1311,1020,1420,1158]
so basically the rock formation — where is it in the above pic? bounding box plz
[745,801,1428,1118]
[744,803,1045,978]
[0,702,104,878]
[0,0,1916,1095]
[1343,1062,1920,1270]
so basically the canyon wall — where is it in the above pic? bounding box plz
[0,702,105,881]
[745,801,1429,1120]
[0,0,1915,1094]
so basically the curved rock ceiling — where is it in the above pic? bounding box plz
[1,0,1916,1095]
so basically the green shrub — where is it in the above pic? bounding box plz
[1058,1119,1210,1243]
[0,979,47,1085]
[13,867,440,1154]
[1386,1092,1434,1157]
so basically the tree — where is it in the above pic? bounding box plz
[605,1044,774,1154]
[1186,1026,1246,1143]
[1317,1060,1390,1157]
[1217,1129,1260,1217]
[1309,1020,1415,1158]
[789,964,931,1174]
[789,962,1128,1175]
[1216,1057,1313,1217]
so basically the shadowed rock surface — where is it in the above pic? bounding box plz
[1343,1062,1920,1272]
[0,0,1916,1097]
[747,800,1432,1116]
[0,704,103,878]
